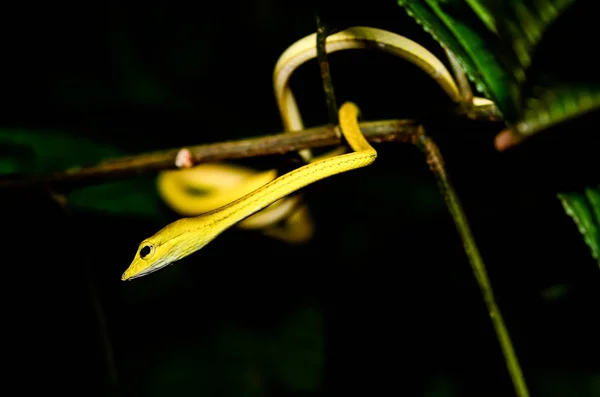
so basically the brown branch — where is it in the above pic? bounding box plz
[0,119,417,191]
[0,105,502,191]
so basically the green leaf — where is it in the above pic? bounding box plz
[518,83,600,139]
[397,1,600,138]
[398,1,600,258]
[557,186,600,264]
[0,128,163,220]
[0,129,120,174]
[485,0,575,71]
[398,0,485,93]
[463,0,497,34]
[398,0,522,121]
[67,177,166,220]
[483,0,600,140]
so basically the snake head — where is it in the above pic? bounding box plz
[121,217,217,281]
[121,221,185,280]
[121,238,174,281]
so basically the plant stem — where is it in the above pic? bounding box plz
[415,127,530,397]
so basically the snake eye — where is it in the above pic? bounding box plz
[140,245,153,259]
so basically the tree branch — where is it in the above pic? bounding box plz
[0,106,501,191]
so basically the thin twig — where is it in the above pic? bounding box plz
[415,127,530,397]
[315,14,339,126]
[445,49,473,103]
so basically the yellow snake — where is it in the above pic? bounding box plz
[123,26,491,280]
[119,26,532,397]
[154,26,465,246]
[122,102,375,280]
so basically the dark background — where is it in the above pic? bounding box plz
[0,1,598,396]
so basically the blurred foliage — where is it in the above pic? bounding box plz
[0,1,598,397]
[145,308,323,396]
[0,129,119,173]
[0,129,163,220]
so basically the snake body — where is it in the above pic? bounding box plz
[123,102,375,280]
[123,26,467,280]
[154,26,463,247]
[120,26,530,397]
